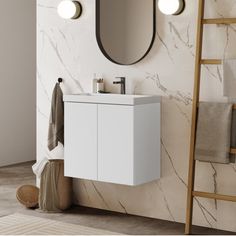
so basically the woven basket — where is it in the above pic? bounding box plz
[16,185,39,208]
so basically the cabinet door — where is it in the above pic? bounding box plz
[64,103,98,180]
[98,104,134,185]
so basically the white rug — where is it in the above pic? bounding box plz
[0,213,119,235]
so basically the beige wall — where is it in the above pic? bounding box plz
[0,0,36,166]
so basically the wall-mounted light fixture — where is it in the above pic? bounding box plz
[57,0,82,19]
[158,0,185,15]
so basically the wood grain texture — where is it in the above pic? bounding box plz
[230,148,236,154]
[200,59,221,65]
[193,191,236,202]
[203,18,236,24]
[185,0,205,234]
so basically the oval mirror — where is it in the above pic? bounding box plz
[96,0,156,65]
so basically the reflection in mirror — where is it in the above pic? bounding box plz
[96,0,156,65]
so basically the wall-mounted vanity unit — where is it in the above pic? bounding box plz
[64,94,161,186]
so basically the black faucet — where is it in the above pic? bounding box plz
[113,77,126,94]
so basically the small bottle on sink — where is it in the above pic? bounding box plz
[96,79,104,93]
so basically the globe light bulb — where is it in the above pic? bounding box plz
[57,1,82,19]
[158,0,185,15]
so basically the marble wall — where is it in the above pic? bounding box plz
[37,0,236,232]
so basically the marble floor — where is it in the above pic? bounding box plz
[0,161,234,235]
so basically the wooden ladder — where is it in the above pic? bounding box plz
[185,0,236,234]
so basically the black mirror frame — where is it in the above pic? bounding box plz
[95,0,156,66]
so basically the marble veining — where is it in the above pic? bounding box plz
[37,0,236,232]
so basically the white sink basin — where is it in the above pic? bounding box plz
[63,93,161,105]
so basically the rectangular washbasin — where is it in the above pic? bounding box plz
[63,93,161,105]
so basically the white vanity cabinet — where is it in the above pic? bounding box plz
[64,94,161,186]
[98,104,134,185]
[64,102,98,181]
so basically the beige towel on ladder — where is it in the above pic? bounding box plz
[48,83,64,151]
[195,102,232,164]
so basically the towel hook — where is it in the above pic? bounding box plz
[58,78,63,83]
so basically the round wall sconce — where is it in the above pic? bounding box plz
[158,0,185,15]
[57,0,82,19]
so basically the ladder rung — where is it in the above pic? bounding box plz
[197,104,236,109]
[203,18,236,24]
[230,148,236,154]
[200,59,221,65]
[193,191,236,202]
